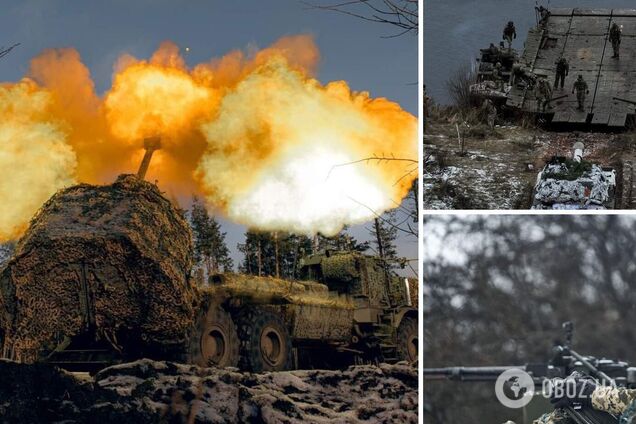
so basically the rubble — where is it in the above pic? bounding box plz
[0,358,418,423]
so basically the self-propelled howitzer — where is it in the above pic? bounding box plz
[0,147,418,372]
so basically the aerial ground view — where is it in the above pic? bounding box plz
[0,1,418,423]
[424,1,636,209]
[423,215,636,424]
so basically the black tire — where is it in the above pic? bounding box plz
[187,305,239,368]
[235,308,292,372]
[396,316,418,363]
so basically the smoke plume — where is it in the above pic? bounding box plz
[0,35,416,240]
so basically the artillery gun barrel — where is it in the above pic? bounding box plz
[137,136,161,180]
[424,366,526,382]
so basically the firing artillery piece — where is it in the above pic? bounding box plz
[0,142,418,372]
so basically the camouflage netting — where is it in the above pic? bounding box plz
[204,274,353,309]
[0,174,197,362]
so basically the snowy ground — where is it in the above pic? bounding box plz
[424,117,636,209]
[0,358,418,423]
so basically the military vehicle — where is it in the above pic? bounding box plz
[532,144,616,210]
[0,140,418,373]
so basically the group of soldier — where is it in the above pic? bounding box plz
[495,17,624,113]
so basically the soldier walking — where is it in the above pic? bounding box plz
[535,78,552,112]
[572,75,589,111]
[609,22,622,58]
[536,6,550,27]
[554,57,569,89]
[503,21,517,49]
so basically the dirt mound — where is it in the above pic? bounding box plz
[0,358,418,423]
[0,175,197,362]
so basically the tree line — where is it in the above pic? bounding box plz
[189,196,402,282]
[423,215,636,424]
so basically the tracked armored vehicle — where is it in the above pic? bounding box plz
[0,142,417,372]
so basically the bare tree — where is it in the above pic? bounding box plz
[445,62,477,109]
[304,1,418,37]
[0,43,19,60]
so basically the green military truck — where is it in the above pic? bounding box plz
[188,250,418,372]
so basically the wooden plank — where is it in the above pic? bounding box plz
[591,111,610,124]
[572,8,613,16]
[611,9,636,17]
[550,8,573,16]
[552,109,571,123]
[568,109,589,123]
[608,112,627,126]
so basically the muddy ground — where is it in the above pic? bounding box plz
[0,358,418,424]
[424,114,636,209]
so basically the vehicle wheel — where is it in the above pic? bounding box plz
[396,316,418,363]
[236,308,292,372]
[187,305,239,368]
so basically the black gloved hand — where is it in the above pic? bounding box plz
[549,377,596,409]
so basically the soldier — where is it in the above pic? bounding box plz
[609,22,622,58]
[493,62,505,91]
[533,376,636,424]
[554,57,569,89]
[481,98,497,127]
[572,75,589,111]
[535,78,552,112]
[536,6,550,27]
[503,21,517,49]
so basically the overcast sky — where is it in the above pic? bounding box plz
[0,0,418,272]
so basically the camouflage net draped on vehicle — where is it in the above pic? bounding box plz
[204,274,354,309]
[0,174,197,362]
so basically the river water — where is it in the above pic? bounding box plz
[424,0,636,104]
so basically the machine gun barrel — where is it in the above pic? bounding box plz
[424,366,527,382]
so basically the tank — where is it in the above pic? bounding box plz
[0,167,418,372]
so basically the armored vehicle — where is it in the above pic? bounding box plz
[0,142,417,372]
[188,251,418,372]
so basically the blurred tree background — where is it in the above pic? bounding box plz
[423,215,636,424]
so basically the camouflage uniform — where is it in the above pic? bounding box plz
[610,23,622,58]
[535,79,552,112]
[537,6,550,27]
[533,386,636,424]
[572,76,589,110]
[554,58,569,89]
[481,99,497,127]
[493,62,505,91]
[503,21,517,49]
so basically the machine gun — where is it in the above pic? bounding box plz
[424,322,636,424]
